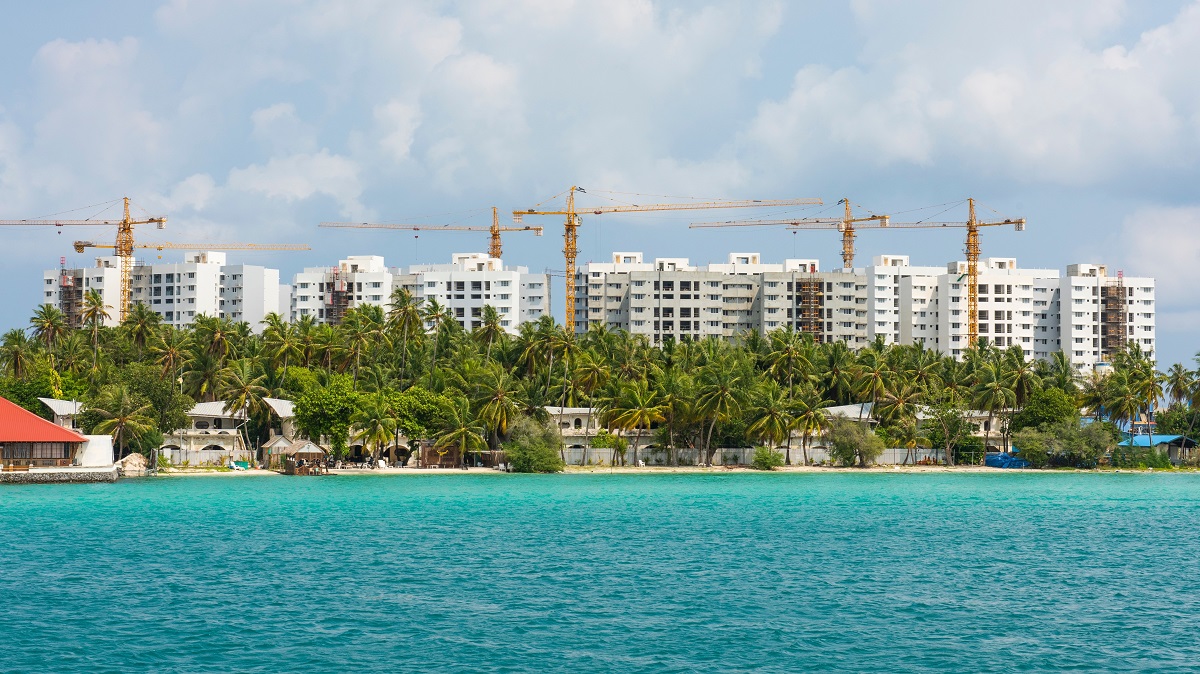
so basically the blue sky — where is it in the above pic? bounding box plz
[2,1,1199,365]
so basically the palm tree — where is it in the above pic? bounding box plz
[747,379,793,461]
[854,350,890,421]
[1001,345,1041,410]
[609,379,664,467]
[695,362,749,466]
[974,363,1016,455]
[219,359,269,461]
[123,303,161,358]
[790,384,829,466]
[1104,370,1143,464]
[877,376,924,426]
[0,329,36,379]
[652,365,692,466]
[54,333,90,376]
[183,350,223,402]
[91,385,155,459]
[80,289,111,365]
[572,351,610,464]
[821,341,857,405]
[894,417,931,465]
[30,304,69,353]
[474,305,507,362]
[388,288,424,384]
[1166,363,1194,409]
[766,328,812,396]
[434,397,487,468]
[352,392,398,463]
[475,368,524,454]
[152,327,190,380]
[422,298,452,384]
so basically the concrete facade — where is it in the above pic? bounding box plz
[290,253,550,333]
[575,251,1155,369]
[43,252,284,332]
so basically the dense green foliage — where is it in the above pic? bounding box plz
[2,294,1190,468]
[1011,388,1079,433]
[751,447,785,470]
[1012,421,1119,468]
[503,417,565,473]
[827,416,886,467]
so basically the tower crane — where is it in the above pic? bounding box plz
[690,198,889,269]
[783,198,1025,348]
[514,187,822,327]
[0,197,165,322]
[320,207,543,259]
[73,241,311,253]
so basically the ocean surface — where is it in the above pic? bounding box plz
[3,472,1200,673]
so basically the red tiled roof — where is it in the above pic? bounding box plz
[0,396,87,443]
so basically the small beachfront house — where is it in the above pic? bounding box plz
[159,401,250,466]
[0,396,89,468]
[1120,434,1197,465]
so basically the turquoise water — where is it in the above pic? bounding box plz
[3,473,1200,672]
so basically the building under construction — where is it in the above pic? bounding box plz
[1101,270,1131,361]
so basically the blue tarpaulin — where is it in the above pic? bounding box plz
[986,452,1031,469]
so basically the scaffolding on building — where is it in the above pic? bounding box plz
[1101,270,1128,360]
[795,274,825,342]
[325,270,353,325]
[58,257,84,329]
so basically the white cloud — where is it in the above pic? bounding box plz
[1116,205,1200,307]
[740,1,1200,186]
[227,150,365,219]
[251,103,317,155]
[373,100,422,162]
[164,173,217,212]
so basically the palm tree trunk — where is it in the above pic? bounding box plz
[704,418,718,466]
[630,428,640,467]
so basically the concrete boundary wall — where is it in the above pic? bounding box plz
[0,468,119,484]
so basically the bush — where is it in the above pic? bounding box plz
[751,447,785,471]
[504,417,565,473]
[1111,443,1172,469]
[827,416,886,467]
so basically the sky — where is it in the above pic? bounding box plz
[1,0,1199,365]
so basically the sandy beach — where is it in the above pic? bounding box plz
[152,464,1184,477]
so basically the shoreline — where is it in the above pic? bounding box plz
[147,465,1194,477]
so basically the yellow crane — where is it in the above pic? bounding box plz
[321,207,543,259]
[73,241,311,253]
[0,197,166,322]
[690,198,890,269]
[514,187,822,327]
[784,198,1025,347]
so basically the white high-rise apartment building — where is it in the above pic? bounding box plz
[576,252,822,343]
[290,255,394,324]
[289,253,550,332]
[41,256,123,328]
[42,252,283,331]
[1061,264,1156,369]
[574,251,1154,370]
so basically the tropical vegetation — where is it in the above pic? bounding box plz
[1,296,1190,469]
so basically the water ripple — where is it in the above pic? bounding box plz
[3,473,1200,672]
